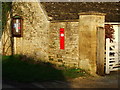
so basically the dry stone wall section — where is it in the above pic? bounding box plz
[12,2,50,61]
[49,22,79,67]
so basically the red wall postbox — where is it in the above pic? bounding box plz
[12,15,23,37]
[60,28,65,49]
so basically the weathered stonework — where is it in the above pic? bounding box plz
[49,22,79,67]
[11,2,50,61]
[79,12,105,74]
[1,2,107,75]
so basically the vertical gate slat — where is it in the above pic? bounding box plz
[106,38,110,74]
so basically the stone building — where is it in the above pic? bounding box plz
[1,2,120,75]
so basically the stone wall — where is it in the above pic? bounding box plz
[2,2,80,67]
[49,22,79,67]
[12,2,50,61]
[1,2,107,75]
[79,12,105,74]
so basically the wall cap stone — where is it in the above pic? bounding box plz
[50,19,79,22]
[78,11,106,16]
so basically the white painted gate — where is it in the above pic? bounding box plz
[105,38,120,74]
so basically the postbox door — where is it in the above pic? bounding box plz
[60,28,64,49]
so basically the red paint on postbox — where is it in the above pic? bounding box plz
[60,28,64,49]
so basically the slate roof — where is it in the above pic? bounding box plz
[41,2,120,22]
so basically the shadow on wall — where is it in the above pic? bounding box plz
[1,2,12,56]
[2,54,71,88]
[2,55,67,82]
[2,54,89,89]
[2,54,88,88]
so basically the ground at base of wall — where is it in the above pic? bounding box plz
[3,71,119,88]
[2,55,89,83]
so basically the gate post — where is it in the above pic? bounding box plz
[96,27,105,75]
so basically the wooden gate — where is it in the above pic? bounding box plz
[105,38,120,74]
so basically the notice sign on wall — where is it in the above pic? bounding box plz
[12,15,23,37]
[60,28,65,49]
[14,19,20,32]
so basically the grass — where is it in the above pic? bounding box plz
[2,55,88,82]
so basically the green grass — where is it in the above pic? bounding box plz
[2,55,88,82]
